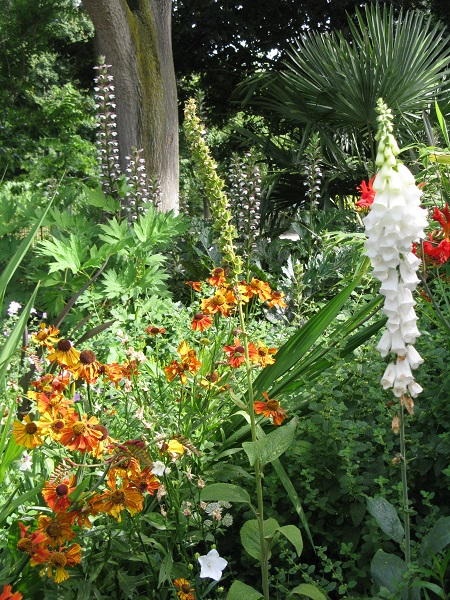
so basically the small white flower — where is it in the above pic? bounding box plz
[18,452,33,472]
[151,461,170,477]
[198,549,228,581]
[7,301,22,316]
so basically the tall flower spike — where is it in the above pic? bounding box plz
[364,99,428,399]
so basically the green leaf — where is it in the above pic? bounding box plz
[419,516,450,564]
[367,496,404,544]
[0,487,44,526]
[200,483,251,504]
[240,518,279,561]
[272,458,314,547]
[0,285,39,392]
[288,583,328,599]
[243,417,296,467]
[279,525,303,557]
[252,259,369,397]
[226,581,264,600]
[371,550,407,594]
[0,194,53,308]
[158,552,173,587]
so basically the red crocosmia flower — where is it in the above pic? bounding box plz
[356,175,376,210]
[254,391,287,426]
[0,584,23,600]
[421,204,450,265]
[190,313,213,331]
[432,203,450,237]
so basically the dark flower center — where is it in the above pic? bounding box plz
[213,294,225,305]
[111,491,126,504]
[18,538,33,553]
[92,424,108,440]
[50,552,67,568]
[56,483,69,496]
[258,347,269,356]
[213,268,224,276]
[234,346,245,354]
[46,522,62,538]
[57,339,72,351]
[80,350,96,364]
[181,583,191,593]
[53,420,64,431]
[194,313,204,320]
[266,399,280,411]
[25,422,38,434]
[72,422,86,436]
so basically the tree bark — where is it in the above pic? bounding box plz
[82,0,179,213]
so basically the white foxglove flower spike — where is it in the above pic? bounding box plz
[364,99,426,400]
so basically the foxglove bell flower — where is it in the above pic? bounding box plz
[364,100,427,399]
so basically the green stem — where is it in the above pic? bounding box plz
[399,401,412,599]
[237,299,270,600]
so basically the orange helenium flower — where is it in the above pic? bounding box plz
[185,280,203,292]
[223,338,258,368]
[91,481,144,522]
[267,290,287,309]
[58,413,103,454]
[246,278,273,302]
[42,474,76,513]
[254,391,287,426]
[174,578,195,600]
[201,288,236,316]
[252,342,277,368]
[12,414,44,449]
[30,323,60,350]
[47,339,80,368]
[145,325,166,336]
[207,267,227,287]
[0,585,23,600]
[190,312,213,331]
[17,522,47,555]
[37,513,76,547]
[29,390,74,417]
[69,349,102,383]
[31,543,82,584]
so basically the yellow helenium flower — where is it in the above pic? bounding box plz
[12,414,44,449]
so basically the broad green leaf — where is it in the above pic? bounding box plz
[419,516,450,564]
[371,550,407,595]
[240,518,279,561]
[200,483,251,504]
[0,195,53,308]
[226,580,264,600]
[288,583,327,599]
[279,525,303,557]
[367,496,404,544]
[243,417,296,467]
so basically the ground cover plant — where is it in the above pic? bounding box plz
[1,8,450,597]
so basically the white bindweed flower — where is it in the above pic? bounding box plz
[198,549,228,581]
[18,451,33,471]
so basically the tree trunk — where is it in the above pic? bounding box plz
[82,0,179,213]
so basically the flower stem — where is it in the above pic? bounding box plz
[399,401,412,599]
[237,299,270,600]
